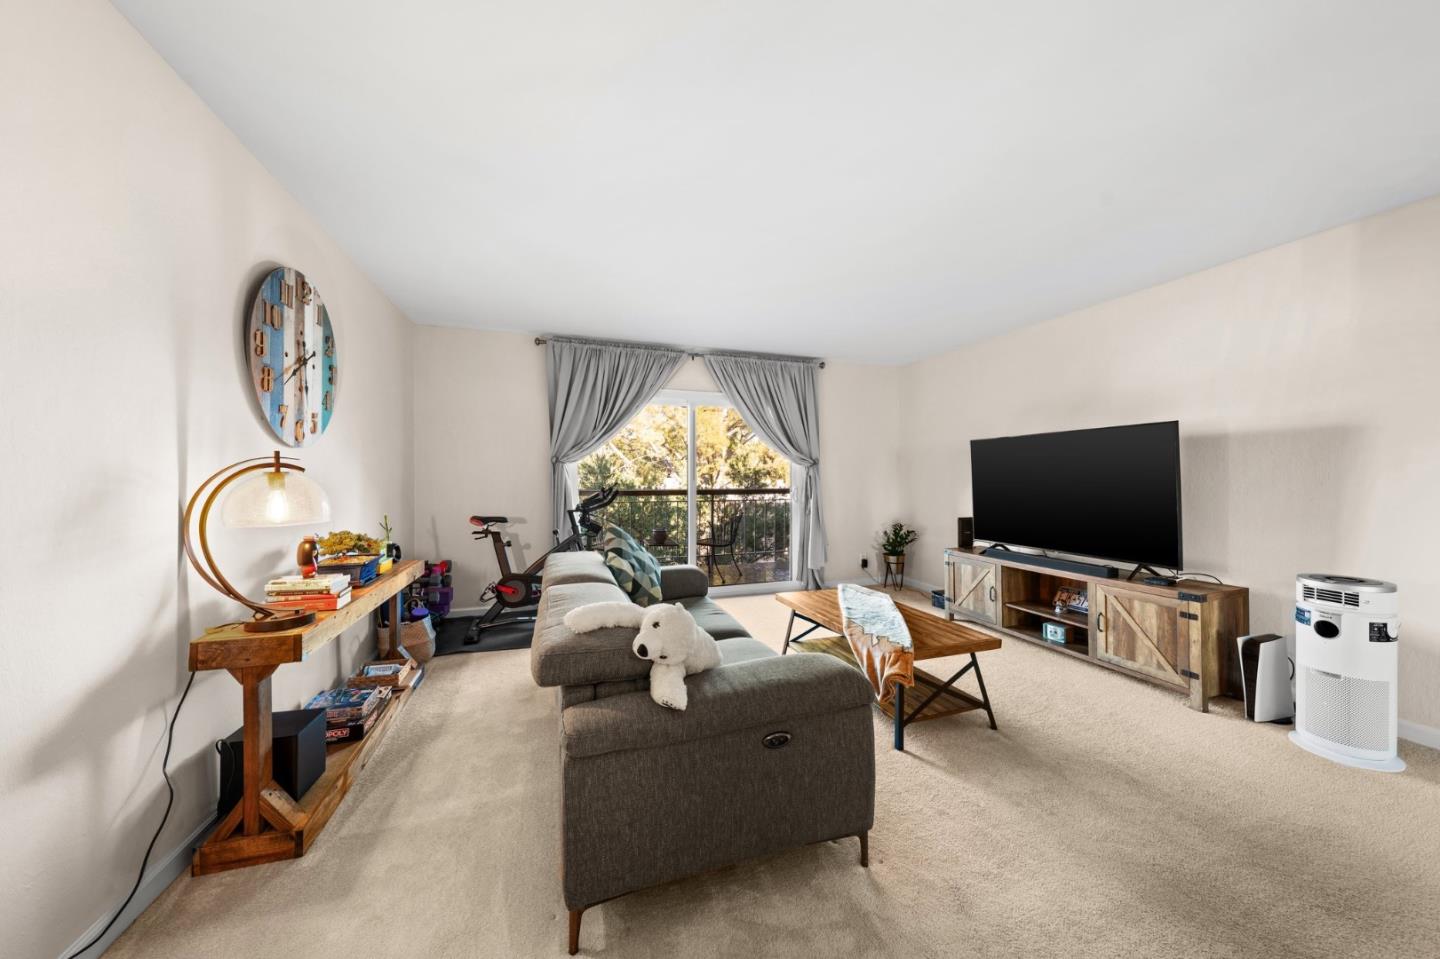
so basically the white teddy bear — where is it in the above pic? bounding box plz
[563,601,722,710]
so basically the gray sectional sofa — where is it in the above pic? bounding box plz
[530,551,876,954]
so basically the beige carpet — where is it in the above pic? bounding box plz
[110,591,1440,959]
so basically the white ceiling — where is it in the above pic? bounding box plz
[115,1,1440,363]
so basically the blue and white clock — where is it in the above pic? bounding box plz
[246,267,337,446]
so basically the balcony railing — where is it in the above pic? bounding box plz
[580,488,792,587]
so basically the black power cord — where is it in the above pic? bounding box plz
[65,670,197,958]
[1174,570,1226,585]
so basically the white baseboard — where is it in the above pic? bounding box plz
[711,580,805,598]
[59,814,214,959]
[823,574,941,597]
[1399,719,1440,751]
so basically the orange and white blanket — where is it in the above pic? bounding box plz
[838,583,915,705]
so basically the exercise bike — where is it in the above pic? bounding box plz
[463,486,618,644]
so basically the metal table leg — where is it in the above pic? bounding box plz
[782,612,825,654]
[893,681,905,751]
[971,653,998,730]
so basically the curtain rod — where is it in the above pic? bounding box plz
[533,336,824,369]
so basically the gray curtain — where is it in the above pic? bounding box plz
[703,353,826,588]
[547,338,686,534]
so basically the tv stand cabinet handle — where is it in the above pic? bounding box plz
[1097,612,1106,633]
[988,585,997,603]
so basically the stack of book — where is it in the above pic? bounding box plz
[305,685,391,743]
[265,574,352,612]
[318,554,380,587]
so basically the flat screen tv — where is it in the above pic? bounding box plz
[970,421,1182,569]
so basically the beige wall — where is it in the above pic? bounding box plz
[0,2,415,956]
[412,328,551,608]
[412,328,902,611]
[899,195,1440,731]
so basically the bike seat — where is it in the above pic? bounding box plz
[469,515,509,526]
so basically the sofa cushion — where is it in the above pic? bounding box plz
[715,635,775,666]
[543,551,614,586]
[558,636,774,707]
[678,597,751,641]
[601,524,664,606]
[531,581,652,688]
[660,564,710,600]
[561,653,875,759]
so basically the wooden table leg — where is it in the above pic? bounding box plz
[228,665,277,836]
[380,591,401,659]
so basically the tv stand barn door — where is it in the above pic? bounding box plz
[945,553,999,626]
[1093,586,1188,690]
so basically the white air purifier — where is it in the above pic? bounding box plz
[1289,574,1403,772]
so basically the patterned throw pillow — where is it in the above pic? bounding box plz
[601,523,664,607]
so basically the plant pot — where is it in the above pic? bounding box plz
[651,529,670,547]
[882,552,906,588]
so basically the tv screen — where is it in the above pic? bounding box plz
[970,421,1182,569]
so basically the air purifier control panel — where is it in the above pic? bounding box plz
[1368,621,1399,642]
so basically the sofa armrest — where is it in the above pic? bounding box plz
[561,654,874,759]
[660,564,710,600]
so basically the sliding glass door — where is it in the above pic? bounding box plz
[578,390,798,591]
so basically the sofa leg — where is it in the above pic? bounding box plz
[568,909,584,955]
[859,831,869,868]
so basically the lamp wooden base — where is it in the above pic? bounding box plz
[242,610,317,633]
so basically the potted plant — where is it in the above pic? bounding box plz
[878,522,920,589]
[318,530,382,561]
[317,530,385,585]
[377,515,397,573]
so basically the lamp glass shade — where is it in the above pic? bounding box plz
[221,470,331,528]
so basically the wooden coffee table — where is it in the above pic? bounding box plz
[776,589,1002,751]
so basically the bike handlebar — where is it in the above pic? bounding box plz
[473,486,617,537]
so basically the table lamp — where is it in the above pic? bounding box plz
[183,451,332,632]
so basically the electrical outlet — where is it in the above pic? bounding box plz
[860,555,868,569]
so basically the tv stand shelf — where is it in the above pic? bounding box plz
[1004,601,1089,631]
[1006,622,1090,657]
[944,548,1248,711]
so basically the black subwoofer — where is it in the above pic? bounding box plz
[218,708,327,817]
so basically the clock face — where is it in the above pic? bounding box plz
[246,267,336,446]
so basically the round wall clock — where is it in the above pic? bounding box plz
[246,266,337,446]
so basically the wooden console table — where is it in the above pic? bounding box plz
[188,559,424,875]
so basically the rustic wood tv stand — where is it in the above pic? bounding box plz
[943,548,1249,710]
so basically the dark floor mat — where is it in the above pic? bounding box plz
[434,615,536,655]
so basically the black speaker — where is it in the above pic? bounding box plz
[218,708,327,817]
[957,517,974,549]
